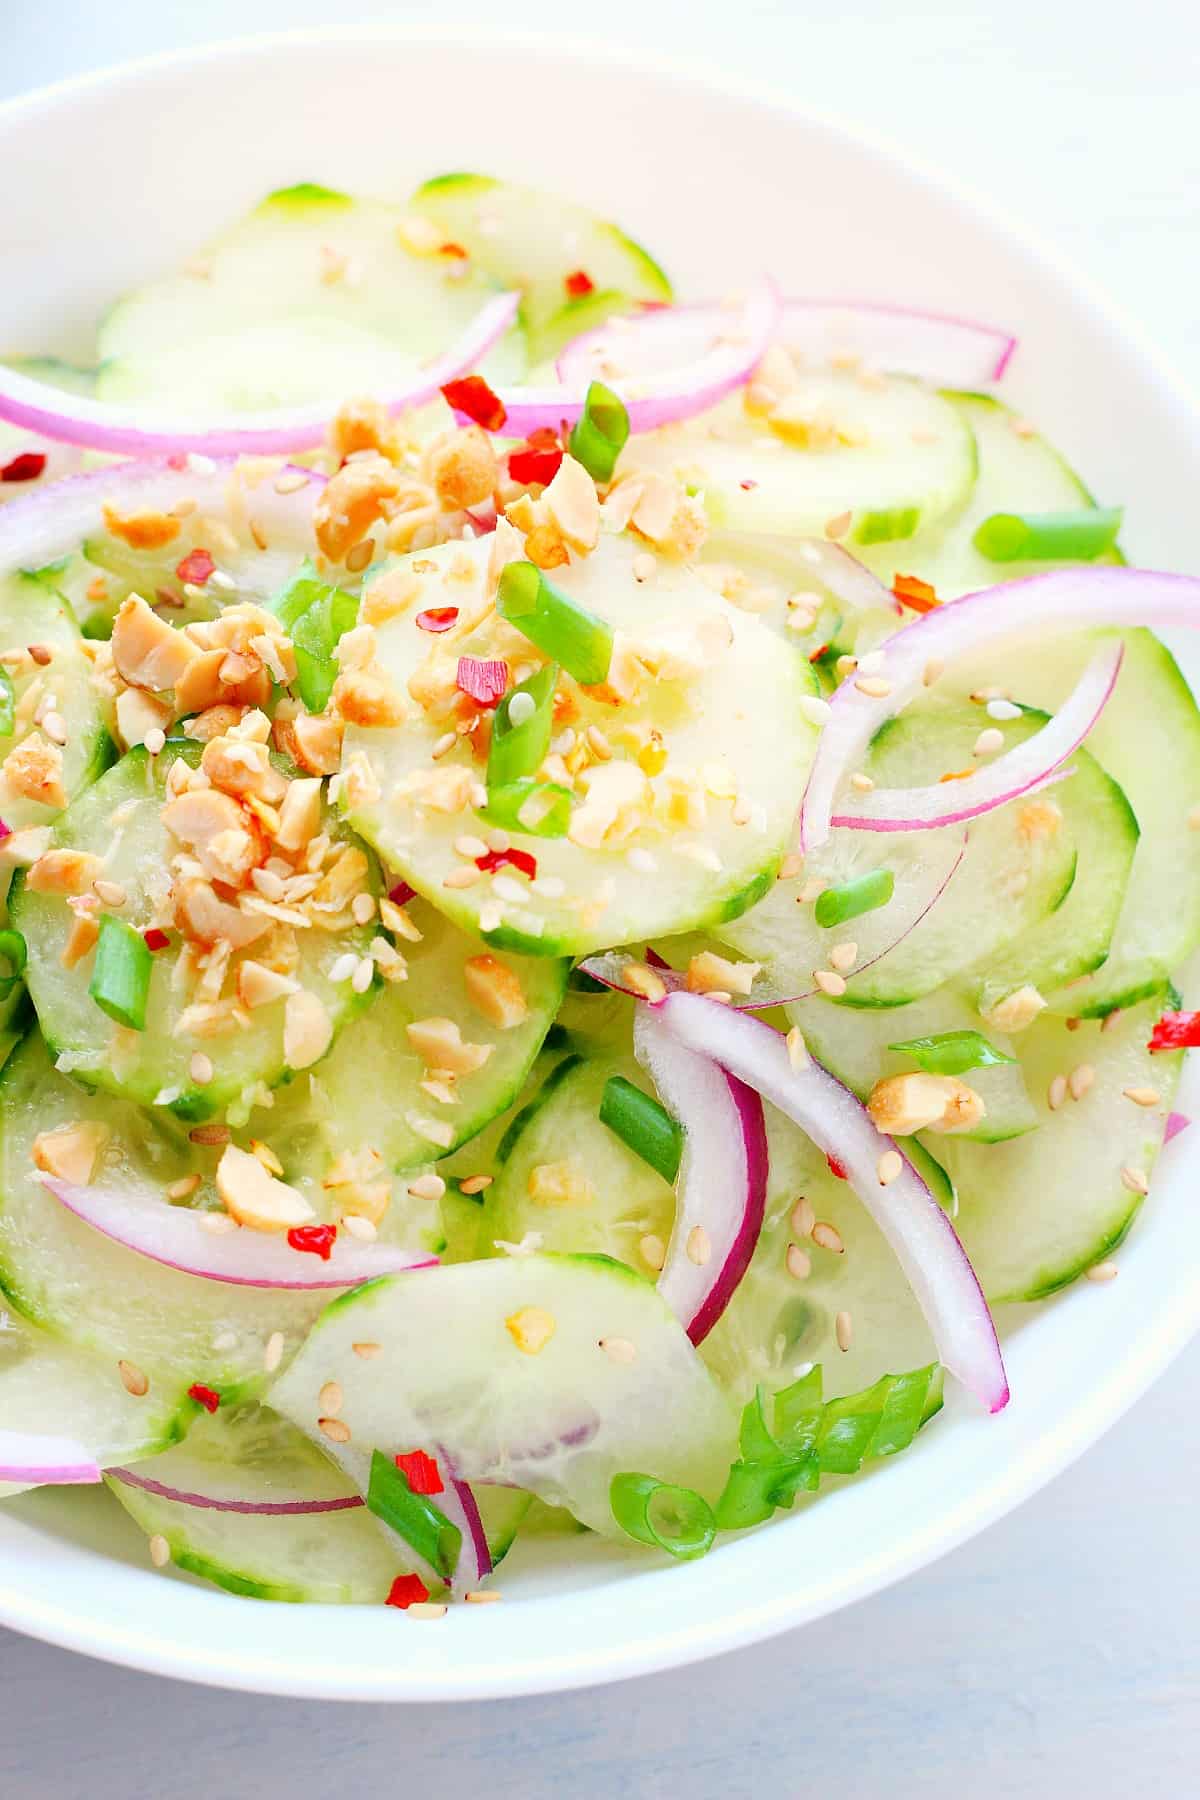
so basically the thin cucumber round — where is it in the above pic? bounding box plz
[0,571,112,833]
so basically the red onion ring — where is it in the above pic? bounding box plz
[0,1429,101,1486]
[653,992,1009,1413]
[0,292,520,456]
[108,1464,364,1516]
[39,1176,437,1290]
[633,1003,768,1343]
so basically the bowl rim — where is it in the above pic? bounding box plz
[2,21,1200,1703]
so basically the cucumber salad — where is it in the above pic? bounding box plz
[0,173,1196,1612]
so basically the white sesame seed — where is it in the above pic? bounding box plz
[319,1380,343,1416]
[922,657,945,687]
[799,877,828,904]
[329,952,358,983]
[209,569,236,592]
[343,1213,377,1241]
[149,1534,171,1568]
[829,942,857,974]
[974,728,1004,756]
[491,875,527,904]
[640,1233,666,1271]
[798,696,832,727]
[632,552,657,582]
[407,1603,448,1620]
[850,772,875,792]
[1047,1074,1068,1110]
[1120,1165,1150,1196]
[167,1174,201,1200]
[987,699,1022,721]
[351,957,374,995]
[352,892,376,925]
[586,725,612,761]
[813,969,847,997]
[600,1335,638,1364]
[855,676,892,699]
[1086,1261,1119,1283]
[791,1196,815,1237]
[443,865,483,890]
[454,834,489,860]
[877,1150,902,1186]
[263,1331,285,1373]
[686,1225,712,1266]
[42,711,67,746]
[786,1026,809,1071]
[93,879,127,907]
[189,1052,213,1086]
[507,692,536,727]
[464,1590,502,1604]
[431,732,457,760]
[144,727,166,756]
[835,1310,853,1352]
[408,1173,446,1202]
[786,1243,811,1280]
[812,1221,845,1254]
[1123,1085,1160,1107]
[1068,1064,1096,1100]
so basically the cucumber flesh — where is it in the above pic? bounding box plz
[343,530,818,956]
[271,1254,738,1533]
[0,572,112,833]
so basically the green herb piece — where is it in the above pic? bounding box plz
[609,1473,716,1560]
[88,915,152,1031]
[0,928,27,1001]
[813,868,895,929]
[568,381,631,484]
[887,1030,1015,1076]
[366,1448,462,1579]
[268,558,359,713]
[496,561,613,686]
[972,507,1123,564]
[487,662,559,792]
[479,777,573,838]
[599,1076,683,1184]
[0,668,14,739]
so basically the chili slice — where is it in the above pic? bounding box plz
[441,375,507,432]
[1148,1010,1200,1052]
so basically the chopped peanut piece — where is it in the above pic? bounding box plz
[184,703,245,744]
[686,951,761,997]
[173,647,230,717]
[163,789,263,887]
[313,454,403,562]
[505,1306,556,1355]
[274,778,323,853]
[280,709,344,777]
[335,1180,392,1227]
[405,1016,493,1075]
[284,989,333,1069]
[61,909,100,969]
[524,525,569,571]
[427,426,499,511]
[0,825,53,867]
[174,877,271,950]
[463,954,528,1029]
[867,1072,986,1136]
[360,567,422,628]
[201,734,286,803]
[102,505,180,551]
[111,597,200,691]
[236,959,301,1010]
[329,396,398,461]
[25,849,102,896]
[527,1159,593,1208]
[215,1144,314,1232]
[567,759,648,850]
[115,687,174,751]
[1017,801,1063,843]
[982,985,1047,1034]
[2,733,66,811]
[543,455,600,553]
[32,1120,109,1186]
[332,670,406,728]
[323,1146,391,1226]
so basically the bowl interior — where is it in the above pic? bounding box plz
[1,28,1199,1701]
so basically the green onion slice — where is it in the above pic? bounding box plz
[972,507,1123,564]
[609,1472,716,1560]
[268,558,359,714]
[0,928,27,1001]
[0,668,15,739]
[568,381,631,484]
[887,1029,1015,1075]
[479,777,573,838]
[366,1448,462,1579]
[598,1075,683,1184]
[487,662,559,793]
[496,561,613,687]
[89,915,152,1032]
[813,868,895,929]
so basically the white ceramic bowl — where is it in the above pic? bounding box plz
[1,26,1199,1703]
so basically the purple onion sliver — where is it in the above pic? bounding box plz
[0,1429,101,1486]
[108,1465,365,1516]
[1165,1111,1191,1144]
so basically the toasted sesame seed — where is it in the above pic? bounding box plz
[459,1174,492,1196]
[1047,1074,1068,1110]
[352,1341,381,1359]
[1086,1261,1119,1283]
[829,942,857,974]
[318,1380,343,1416]
[166,1174,201,1201]
[686,1225,712,1266]
[814,969,847,997]
[455,834,489,860]
[94,879,127,908]
[189,1052,214,1086]
[1120,1165,1150,1196]
[835,1310,853,1352]
[786,1243,812,1280]
[987,699,1022,721]
[144,727,166,755]
[877,1150,902,1186]
[640,1233,666,1271]
[343,1214,377,1242]
[149,1534,171,1568]
[431,731,457,760]
[974,727,1004,756]
[1123,1085,1161,1107]
[263,1331,285,1373]
[786,1026,809,1072]
[600,1335,637,1364]
[855,676,892,699]
[465,1590,502,1604]
[1065,1016,1082,1031]
[632,552,657,582]
[329,951,358,983]
[791,1196,815,1237]
[836,655,859,681]
[1066,1062,1095,1099]
[922,657,945,687]
[190,1123,230,1146]
[27,643,52,667]
[407,1602,448,1619]
[42,711,67,746]
[118,1359,149,1397]
[812,1221,845,1255]
[443,865,484,890]
[824,510,853,540]
[318,1416,351,1444]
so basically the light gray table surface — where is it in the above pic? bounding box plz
[1,3,1198,1793]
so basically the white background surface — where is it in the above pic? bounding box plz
[1,2,1198,1793]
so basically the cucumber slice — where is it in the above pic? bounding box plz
[96,185,523,409]
[786,987,1036,1143]
[271,1255,738,1532]
[342,530,818,956]
[940,992,1180,1299]
[619,372,977,543]
[0,1309,185,1496]
[409,173,672,362]
[105,1400,529,1601]
[0,1031,329,1400]
[12,746,379,1119]
[0,572,112,832]
[720,701,1078,1007]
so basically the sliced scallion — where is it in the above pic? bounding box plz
[479,777,573,838]
[568,381,631,484]
[887,1029,1015,1076]
[366,1448,462,1579]
[609,1472,716,1560]
[89,915,152,1032]
[972,507,1123,564]
[813,867,895,929]
[269,558,359,713]
[598,1075,683,1184]
[487,662,559,793]
[496,561,613,687]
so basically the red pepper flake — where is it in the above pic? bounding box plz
[1148,1010,1200,1052]
[395,1449,444,1495]
[456,655,509,706]
[565,269,595,299]
[187,1383,221,1415]
[0,452,46,484]
[439,242,469,260]
[386,1573,431,1610]
[142,928,170,952]
[807,643,830,664]
[287,1223,338,1261]
[826,1154,848,1181]
[739,478,759,491]
[175,548,216,587]
[476,846,537,880]
[892,573,940,614]
[387,879,416,906]
[508,435,564,487]
[441,375,507,433]
[938,768,974,783]
[166,453,189,471]
[416,606,460,634]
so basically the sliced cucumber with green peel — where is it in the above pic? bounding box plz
[409,172,672,363]
[271,1255,738,1532]
[343,530,818,956]
[13,746,379,1120]
[620,372,977,543]
[940,993,1180,1299]
[0,571,112,832]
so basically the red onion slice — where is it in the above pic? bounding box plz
[107,1464,364,1516]
[0,1429,101,1486]
[39,1176,437,1290]
[434,1466,493,1597]
[801,568,1200,852]
[832,642,1124,833]
[633,1003,768,1343]
[0,292,520,457]
[462,281,780,439]
[654,992,1009,1412]
[1165,1111,1191,1144]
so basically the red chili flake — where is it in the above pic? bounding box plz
[739,479,759,491]
[175,548,216,587]
[476,846,537,880]
[508,440,564,487]
[440,375,507,432]
[166,453,189,471]
[386,1573,431,1610]
[439,242,469,260]
[456,655,509,706]
[1148,1010,1200,1052]
[187,1383,221,1415]
[892,573,940,614]
[142,928,170,952]
[416,607,460,634]
[938,768,974,784]
[0,452,46,484]
[826,1154,848,1181]
[807,643,830,664]
[395,1449,444,1495]
[387,880,416,906]
[287,1223,338,1261]
[565,269,595,299]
